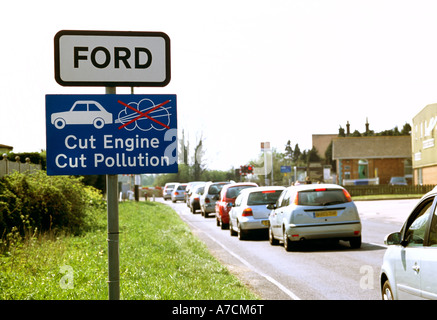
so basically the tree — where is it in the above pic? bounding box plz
[284,140,293,163]
[192,136,205,181]
[292,144,301,164]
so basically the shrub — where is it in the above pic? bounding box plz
[0,171,105,241]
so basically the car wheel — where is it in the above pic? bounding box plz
[93,117,105,129]
[350,236,362,249]
[237,222,247,240]
[283,229,293,252]
[382,280,394,300]
[269,226,279,245]
[230,221,237,236]
[216,217,220,227]
[54,118,66,129]
[221,222,229,230]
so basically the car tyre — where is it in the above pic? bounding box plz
[350,236,362,249]
[229,221,237,236]
[382,280,394,300]
[283,230,294,252]
[237,222,247,240]
[269,226,279,245]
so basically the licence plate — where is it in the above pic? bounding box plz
[262,220,270,226]
[315,210,337,218]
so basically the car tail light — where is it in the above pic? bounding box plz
[194,197,199,201]
[175,192,179,195]
[293,193,299,205]
[242,208,253,216]
[262,190,276,193]
[205,198,210,203]
[342,189,352,202]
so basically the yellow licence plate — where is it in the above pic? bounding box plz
[262,220,270,226]
[315,210,337,218]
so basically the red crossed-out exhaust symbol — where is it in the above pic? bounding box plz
[117,99,171,130]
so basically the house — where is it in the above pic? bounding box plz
[0,144,13,155]
[332,136,412,185]
[412,103,437,185]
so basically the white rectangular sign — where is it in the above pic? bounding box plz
[54,30,171,87]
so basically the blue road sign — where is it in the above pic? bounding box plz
[46,94,177,175]
[280,166,292,173]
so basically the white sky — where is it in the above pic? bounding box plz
[2,0,437,171]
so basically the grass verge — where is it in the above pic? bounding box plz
[0,201,258,300]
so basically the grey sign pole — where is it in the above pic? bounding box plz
[105,86,120,300]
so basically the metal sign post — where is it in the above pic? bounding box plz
[105,87,120,300]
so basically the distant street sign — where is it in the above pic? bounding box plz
[280,166,291,173]
[54,30,171,87]
[46,94,177,175]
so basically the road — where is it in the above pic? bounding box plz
[158,198,417,300]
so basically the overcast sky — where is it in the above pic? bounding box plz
[2,0,437,171]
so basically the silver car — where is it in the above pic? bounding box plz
[268,184,361,251]
[229,186,285,240]
[380,186,437,300]
[171,183,187,203]
[163,182,178,200]
[200,181,231,218]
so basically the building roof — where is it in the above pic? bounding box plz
[332,136,411,160]
[0,144,13,150]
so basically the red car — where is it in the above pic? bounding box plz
[215,182,258,229]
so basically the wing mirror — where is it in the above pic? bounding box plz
[384,232,402,246]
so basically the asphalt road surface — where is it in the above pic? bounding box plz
[158,198,417,300]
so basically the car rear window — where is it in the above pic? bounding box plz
[247,190,283,205]
[297,189,349,206]
[226,186,256,199]
[208,183,227,194]
[177,185,186,190]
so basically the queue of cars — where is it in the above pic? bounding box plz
[163,179,437,300]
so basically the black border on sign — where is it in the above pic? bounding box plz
[54,30,171,87]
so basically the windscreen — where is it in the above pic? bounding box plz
[247,190,283,205]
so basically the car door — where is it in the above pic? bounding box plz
[420,201,437,299]
[395,196,435,299]
[271,189,290,238]
[230,193,243,228]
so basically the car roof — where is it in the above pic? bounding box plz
[239,185,286,195]
[287,183,345,191]
[223,182,258,189]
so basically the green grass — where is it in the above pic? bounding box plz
[0,201,258,300]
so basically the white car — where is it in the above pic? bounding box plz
[229,186,285,240]
[51,100,113,129]
[268,184,361,251]
[380,186,437,300]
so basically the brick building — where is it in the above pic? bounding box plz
[412,103,437,185]
[332,136,412,185]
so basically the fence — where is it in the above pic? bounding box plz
[344,184,435,197]
[0,155,42,178]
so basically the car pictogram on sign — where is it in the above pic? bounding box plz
[51,100,113,129]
